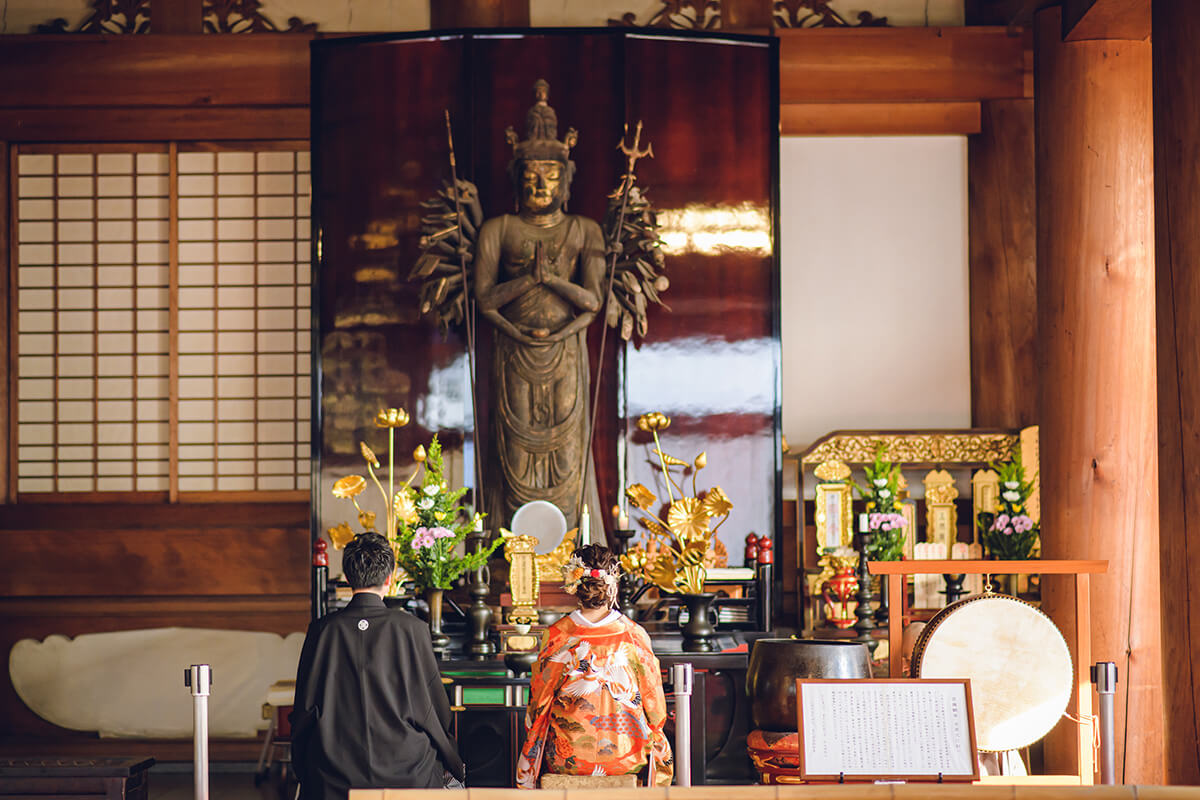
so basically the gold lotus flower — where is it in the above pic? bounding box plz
[413,444,427,463]
[638,516,671,541]
[332,475,366,499]
[620,550,647,573]
[358,509,377,531]
[360,442,380,468]
[375,407,410,428]
[653,448,688,467]
[636,412,671,433]
[694,451,707,469]
[701,486,732,518]
[327,522,356,550]
[679,540,707,567]
[667,497,708,541]
[644,552,678,591]
[626,483,656,510]
[393,490,419,525]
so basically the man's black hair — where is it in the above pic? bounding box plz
[342,532,395,589]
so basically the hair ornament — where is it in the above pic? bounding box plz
[562,553,619,594]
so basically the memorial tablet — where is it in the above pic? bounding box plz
[796,678,980,782]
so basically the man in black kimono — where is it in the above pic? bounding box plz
[291,533,466,798]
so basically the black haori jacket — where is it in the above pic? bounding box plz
[290,592,466,799]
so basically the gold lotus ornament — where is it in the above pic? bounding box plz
[375,407,410,428]
[620,410,733,595]
[626,483,657,510]
[333,475,366,499]
[327,522,356,550]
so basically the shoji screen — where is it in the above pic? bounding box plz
[11,142,311,498]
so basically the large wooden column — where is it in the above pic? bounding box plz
[1034,6,1163,782]
[1152,0,1200,784]
[968,99,1037,429]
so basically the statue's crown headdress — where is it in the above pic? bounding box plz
[506,79,577,163]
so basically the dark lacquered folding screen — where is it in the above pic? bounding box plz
[312,29,779,560]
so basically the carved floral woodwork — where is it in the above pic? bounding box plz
[34,0,317,34]
[610,0,888,29]
[203,0,317,33]
[35,0,150,33]
[802,431,1019,467]
[774,0,888,28]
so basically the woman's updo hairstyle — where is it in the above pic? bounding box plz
[571,544,621,610]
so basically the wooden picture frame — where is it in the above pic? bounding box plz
[795,678,980,783]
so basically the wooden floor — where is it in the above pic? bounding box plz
[150,765,293,800]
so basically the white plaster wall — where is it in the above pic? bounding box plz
[780,136,972,455]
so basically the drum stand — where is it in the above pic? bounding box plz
[869,558,1108,785]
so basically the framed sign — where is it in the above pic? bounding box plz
[814,482,853,550]
[796,678,979,783]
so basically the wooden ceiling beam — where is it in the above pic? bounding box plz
[1063,0,1150,40]
[778,27,1028,104]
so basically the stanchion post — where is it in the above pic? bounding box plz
[185,664,212,800]
[1090,661,1117,784]
[670,663,694,787]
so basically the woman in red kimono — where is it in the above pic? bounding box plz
[516,545,673,788]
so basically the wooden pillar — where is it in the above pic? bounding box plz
[968,99,1037,429]
[1034,6,1163,782]
[430,0,530,28]
[1152,0,1200,784]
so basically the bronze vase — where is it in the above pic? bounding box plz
[746,638,872,731]
[424,587,451,656]
[680,592,717,652]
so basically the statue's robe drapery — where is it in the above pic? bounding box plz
[516,610,673,788]
[477,213,606,530]
[290,593,465,799]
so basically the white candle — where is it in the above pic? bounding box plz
[618,510,629,530]
[859,513,869,533]
[580,504,591,546]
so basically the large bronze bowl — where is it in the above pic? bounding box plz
[746,638,872,731]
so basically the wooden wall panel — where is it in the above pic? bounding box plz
[781,101,981,136]
[0,107,308,143]
[0,502,309,751]
[1151,0,1200,784]
[0,35,312,108]
[778,27,1027,103]
[1034,7,1163,782]
[968,99,1037,429]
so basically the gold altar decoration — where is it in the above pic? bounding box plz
[619,412,732,595]
[802,431,1018,467]
[971,468,1000,546]
[923,469,959,558]
[813,459,853,550]
[501,531,541,625]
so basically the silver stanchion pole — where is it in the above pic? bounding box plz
[670,663,694,787]
[185,664,212,800]
[1090,662,1117,785]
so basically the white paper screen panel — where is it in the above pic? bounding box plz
[13,144,311,496]
[16,149,170,494]
[175,149,311,492]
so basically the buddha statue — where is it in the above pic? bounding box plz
[473,82,606,531]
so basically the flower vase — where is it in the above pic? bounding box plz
[423,588,451,656]
[679,592,717,652]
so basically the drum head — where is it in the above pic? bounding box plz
[912,594,1072,752]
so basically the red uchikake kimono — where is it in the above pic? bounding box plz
[516,610,674,788]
